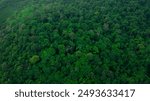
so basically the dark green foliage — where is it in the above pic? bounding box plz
[0,0,150,83]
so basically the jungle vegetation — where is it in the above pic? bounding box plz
[0,0,150,83]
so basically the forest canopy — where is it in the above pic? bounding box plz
[0,0,150,83]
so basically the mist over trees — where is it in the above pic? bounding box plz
[0,0,150,83]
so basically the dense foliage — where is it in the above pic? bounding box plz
[0,0,150,83]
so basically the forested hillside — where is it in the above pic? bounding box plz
[0,0,150,83]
